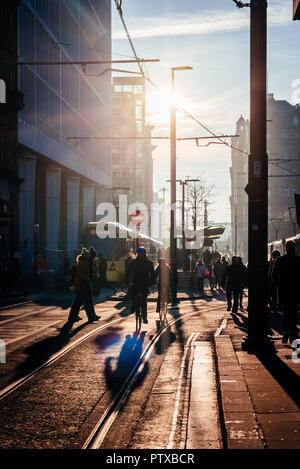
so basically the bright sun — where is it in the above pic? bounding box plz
[146,89,186,124]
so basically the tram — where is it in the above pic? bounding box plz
[81,221,164,283]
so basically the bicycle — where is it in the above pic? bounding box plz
[159,287,169,327]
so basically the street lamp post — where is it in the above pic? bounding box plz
[170,66,193,302]
[244,0,269,349]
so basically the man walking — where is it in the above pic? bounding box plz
[194,259,206,295]
[272,241,300,345]
[68,248,100,323]
[128,247,155,324]
[223,256,247,314]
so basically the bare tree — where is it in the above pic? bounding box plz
[185,175,214,230]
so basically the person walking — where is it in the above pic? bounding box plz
[215,258,225,290]
[128,247,155,324]
[155,258,170,313]
[97,252,108,292]
[272,240,300,345]
[223,256,247,313]
[194,259,206,295]
[237,256,247,310]
[268,250,281,313]
[68,248,100,323]
[207,259,217,291]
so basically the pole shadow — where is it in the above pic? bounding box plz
[255,345,300,408]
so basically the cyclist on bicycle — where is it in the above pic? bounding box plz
[128,247,155,324]
[155,258,170,313]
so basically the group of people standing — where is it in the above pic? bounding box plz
[194,255,248,312]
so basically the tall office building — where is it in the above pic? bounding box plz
[0,1,24,277]
[230,94,300,260]
[229,115,249,259]
[112,76,154,224]
[17,0,112,275]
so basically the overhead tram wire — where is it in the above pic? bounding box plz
[113,0,299,177]
[114,0,145,77]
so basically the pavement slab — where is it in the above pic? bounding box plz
[214,309,300,450]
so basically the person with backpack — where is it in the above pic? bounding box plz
[68,248,100,323]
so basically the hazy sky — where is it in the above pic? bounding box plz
[112,0,300,223]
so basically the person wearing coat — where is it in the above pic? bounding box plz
[272,240,300,344]
[223,256,247,313]
[68,248,100,323]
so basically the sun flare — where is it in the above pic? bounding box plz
[146,89,186,123]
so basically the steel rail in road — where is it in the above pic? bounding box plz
[0,300,116,326]
[0,315,128,401]
[82,305,217,449]
[0,300,33,311]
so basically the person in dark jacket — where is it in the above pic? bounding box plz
[215,258,225,290]
[155,258,170,313]
[268,250,281,313]
[68,248,100,323]
[128,247,155,323]
[272,241,300,344]
[223,256,247,313]
[237,256,247,310]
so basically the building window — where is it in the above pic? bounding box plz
[114,85,122,92]
[112,156,120,165]
[133,85,143,94]
[0,79,6,104]
[293,116,299,126]
[123,85,132,92]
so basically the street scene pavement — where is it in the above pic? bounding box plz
[0,288,299,450]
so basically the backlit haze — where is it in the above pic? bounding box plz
[112,0,300,223]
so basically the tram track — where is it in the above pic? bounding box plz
[82,307,214,449]
[0,315,127,401]
[0,300,223,449]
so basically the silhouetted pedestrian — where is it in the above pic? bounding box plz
[194,259,206,295]
[237,256,247,310]
[223,256,247,313]
[268,250,280,313]
[272,241,300,344]
[68,248,100,323]
[215,258,225,290]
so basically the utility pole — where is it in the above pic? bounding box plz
[244,0,269,349]
[167,177,199,271]
[235,204,238,255]
[170,66,192,303]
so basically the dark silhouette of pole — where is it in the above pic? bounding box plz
[244,0,269,349]
[170,66,192,302]
[170,69,177,296]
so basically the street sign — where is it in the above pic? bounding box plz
[129,209,144,226]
